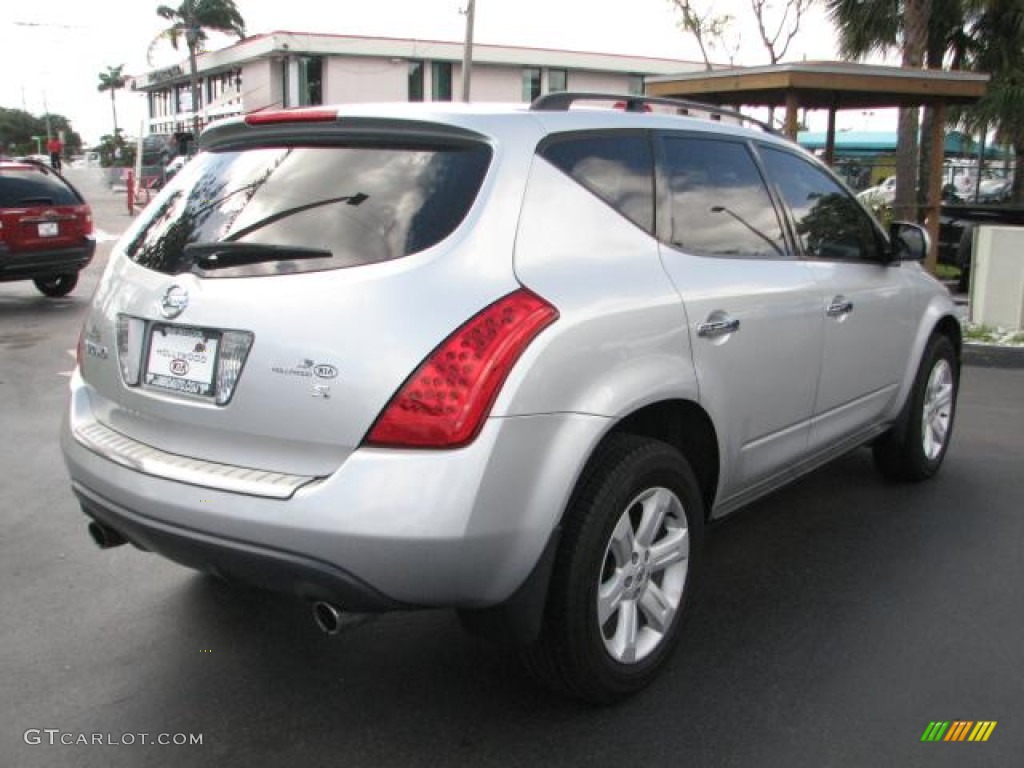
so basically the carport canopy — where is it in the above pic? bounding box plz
[645,62,990,269]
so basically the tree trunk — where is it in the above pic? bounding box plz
[110,90,119,137]
[188,39,201,144]
[917,32,946,212]
[893,0,932,223]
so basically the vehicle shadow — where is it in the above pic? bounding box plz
[70,441,1014,768]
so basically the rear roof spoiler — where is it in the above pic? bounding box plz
[201,114,490,152]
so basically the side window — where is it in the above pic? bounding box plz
[661,136,786,258]
[541,133,654,233]
[760,146,881,261]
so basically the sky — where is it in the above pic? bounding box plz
[0,0,890,146]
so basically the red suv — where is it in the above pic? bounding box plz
[0,160,95,296]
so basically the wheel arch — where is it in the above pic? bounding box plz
[461,398,719,647]
[933,314,963,369]
[610,399,720,520]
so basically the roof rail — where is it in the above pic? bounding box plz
[529,92,778,135]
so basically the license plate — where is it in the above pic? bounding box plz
[38,221,59,237]
[145,325,220,397]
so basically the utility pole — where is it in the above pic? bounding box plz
[460,0,476,102]
[42,90,52,139]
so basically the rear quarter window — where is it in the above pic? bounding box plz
[122,143,492,276]
[539,132,655,233]
[0,169,80,207]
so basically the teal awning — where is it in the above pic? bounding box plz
[797,129,1007,158]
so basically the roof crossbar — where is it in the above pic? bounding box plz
[529,91,778,135]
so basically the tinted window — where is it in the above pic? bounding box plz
[522,67,542,101]
[760,147,880,261]
[662,137,786,258]
[541,133,654,232]
[0,168,79,206]
[122,144,491,276]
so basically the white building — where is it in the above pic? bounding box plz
[130,31,703,140]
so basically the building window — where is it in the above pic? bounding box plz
[548,68,568,93]
[522,67,542,101]
[627,75,645,96]
[432,61,453,101]
[298,56,323,106]
[175,83,197,113]
[408,60,424,102]
[206,69,241,108]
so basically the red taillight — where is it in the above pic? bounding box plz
[244,108,338,126]
[366,289,559,449]
[78,207,93,235]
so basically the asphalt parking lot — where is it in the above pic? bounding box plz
[2,169,1022,767]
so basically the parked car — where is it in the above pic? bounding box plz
[856,175,897,207]
[0,159,95,296]
[974,177,1012,203]
[62,96,961,703]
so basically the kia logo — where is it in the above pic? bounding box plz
[169,359,190,376]
[160,285,189,319]
[313,364,338,379]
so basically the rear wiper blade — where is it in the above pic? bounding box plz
[182,242,332,271]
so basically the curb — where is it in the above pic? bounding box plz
[963,343,1024,369]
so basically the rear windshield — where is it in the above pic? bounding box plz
[0,168,80,207]
[122,143,492,276]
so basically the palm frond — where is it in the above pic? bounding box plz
[826,0,901,60]
[147,24,186,66]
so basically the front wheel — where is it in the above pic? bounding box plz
[523,434,704,703]
[873,334,958,481]
[33,273,78,297]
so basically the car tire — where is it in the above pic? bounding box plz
[873,334,958,482]
[522,434,703,703]
[33,273,78,297]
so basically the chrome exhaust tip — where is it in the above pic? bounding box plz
[88,520,126,549]
[312,601,345,635]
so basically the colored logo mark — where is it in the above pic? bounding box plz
[921,721,997,742]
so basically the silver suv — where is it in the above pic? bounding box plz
[62,95,960,703]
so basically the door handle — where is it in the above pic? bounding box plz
[697,314,741,338]
[826,296,854,318]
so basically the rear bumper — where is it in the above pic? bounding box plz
[62,371,608,608]
[75,484,404,611]
[0,238,95,281]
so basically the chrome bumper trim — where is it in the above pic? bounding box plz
[73,421,316,499]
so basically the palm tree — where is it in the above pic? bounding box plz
[150,0,246,142]
[97,65,127,138]
[829,0,1023,205]
[963,0,1024,203]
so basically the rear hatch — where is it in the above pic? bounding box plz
[78,112,513,477]
[0,164,92,253]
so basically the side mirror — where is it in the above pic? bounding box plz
[889,221,929,262]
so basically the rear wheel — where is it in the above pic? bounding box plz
[873,334,958,481]
[523,434,704,703]
[33,273,78,297]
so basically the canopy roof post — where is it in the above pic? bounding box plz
[924,102,946,273]
[824,96,838,167]
[784,91,800,140]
